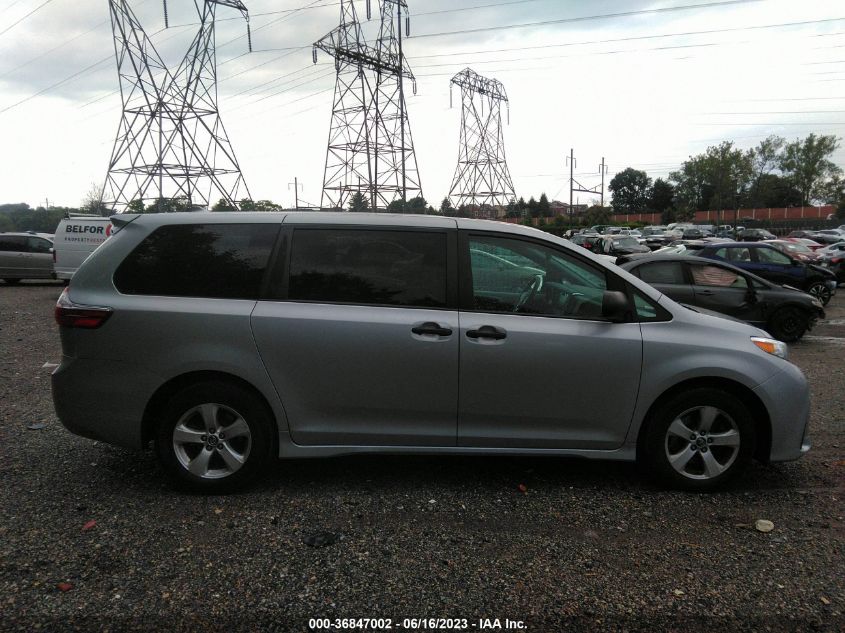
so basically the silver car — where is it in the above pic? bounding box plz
[0,232,55,284]
[52,213,810,493]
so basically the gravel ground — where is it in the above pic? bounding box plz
[0,282,843,632]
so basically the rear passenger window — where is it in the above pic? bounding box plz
[0,236,27,252]
[637,262,686,285]
[114,224,278,299]
[287,229,447,308]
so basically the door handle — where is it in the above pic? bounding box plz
[698,289,714,296]
[411,322,453,337]
[466,325,507,340]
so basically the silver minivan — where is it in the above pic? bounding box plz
[52,213,810,492]
[0,232,55,284]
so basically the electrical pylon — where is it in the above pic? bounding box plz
[448,68,516,212]
[313,0,422,211]
[102,0,252,213]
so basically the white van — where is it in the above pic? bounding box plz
[53,215,113,280]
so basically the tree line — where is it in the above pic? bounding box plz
[609,133,844,222]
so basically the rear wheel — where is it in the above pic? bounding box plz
[3,279,21,285]
[642,388,755,491]
[155,381,276,493]
[807,281,832,306]
[767,306,809,343]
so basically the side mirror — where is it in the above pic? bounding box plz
[602,290,630,323]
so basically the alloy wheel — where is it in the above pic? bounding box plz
[664,406,740,480]
[172,403,252,479]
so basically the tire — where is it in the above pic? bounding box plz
[642,388,755,491]
[767,306,809,343]
[155,380,276,493]
[806,280,832,306]
[3,279,21,285]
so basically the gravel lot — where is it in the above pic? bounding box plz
[1,282,843,632]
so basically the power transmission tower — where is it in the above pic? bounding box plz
[448,68,515,213]
[313,0,422,211]
[102,0,252,214]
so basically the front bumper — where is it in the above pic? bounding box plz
[752,361,810,462]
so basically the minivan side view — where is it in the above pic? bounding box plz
[52,213,811,493]
[0,232,55,284]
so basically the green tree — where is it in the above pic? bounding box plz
[748,135,785,207]
[527,196,539,218]
[670,142,753,214]
[80,182,108,216]
[538,193,551,217]
[348,192,368,212]
[212,198,238,212]
[439,197,454,215]
[584,205,611,226]
[127,199,145,214]
[609,168,651,214]
[648,178,675,214]
[780,133,842,206]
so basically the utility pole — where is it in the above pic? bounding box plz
[288,178,303,209]
[566,149,575,220]
[599,157,608,207]
[568,148,606,218]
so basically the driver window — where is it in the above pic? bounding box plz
[467,235,607,318]
[689,264,748,289]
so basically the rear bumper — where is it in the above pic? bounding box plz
[51,356,161,449]
[753,361,811,462]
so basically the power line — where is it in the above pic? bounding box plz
[410,0,767,40]
[0,0,55,38]
[409,17,845,60]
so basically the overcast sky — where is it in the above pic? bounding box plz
[1,0,844,209]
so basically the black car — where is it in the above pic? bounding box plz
[620,255,825,342]
[596,235,650,257]
[570,233,603,252]
[738,228,776,242]
[697,242,838,306]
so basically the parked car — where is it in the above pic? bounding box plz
[620,255,824,342]
[787,230,818,240]
[681,228,704,240]
[738,228,776,242]
[53,215,113,281]
[0,232,55,284]
[570,233,603,253]
[808,232,845,245]
[764,239,820,262]
[816,241,845,258]
[52,212,810,493]
[784,237,824,251]
[697,242,838,305]
[653,240,711,256]
[597,235,650,257]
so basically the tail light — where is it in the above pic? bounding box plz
[831,257,843,264]
[54,288,112,329]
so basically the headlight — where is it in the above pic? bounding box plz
[751,336,788,359]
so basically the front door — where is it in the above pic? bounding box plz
[687,262,763,324]
[251,226,459,447]
[457,232,643,450]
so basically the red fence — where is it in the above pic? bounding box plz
[609,206,835,225]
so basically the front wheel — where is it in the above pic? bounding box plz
[642,388,755,491]
[767,306,809,343]
[155,381,276,493]
[807,281,832,306]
